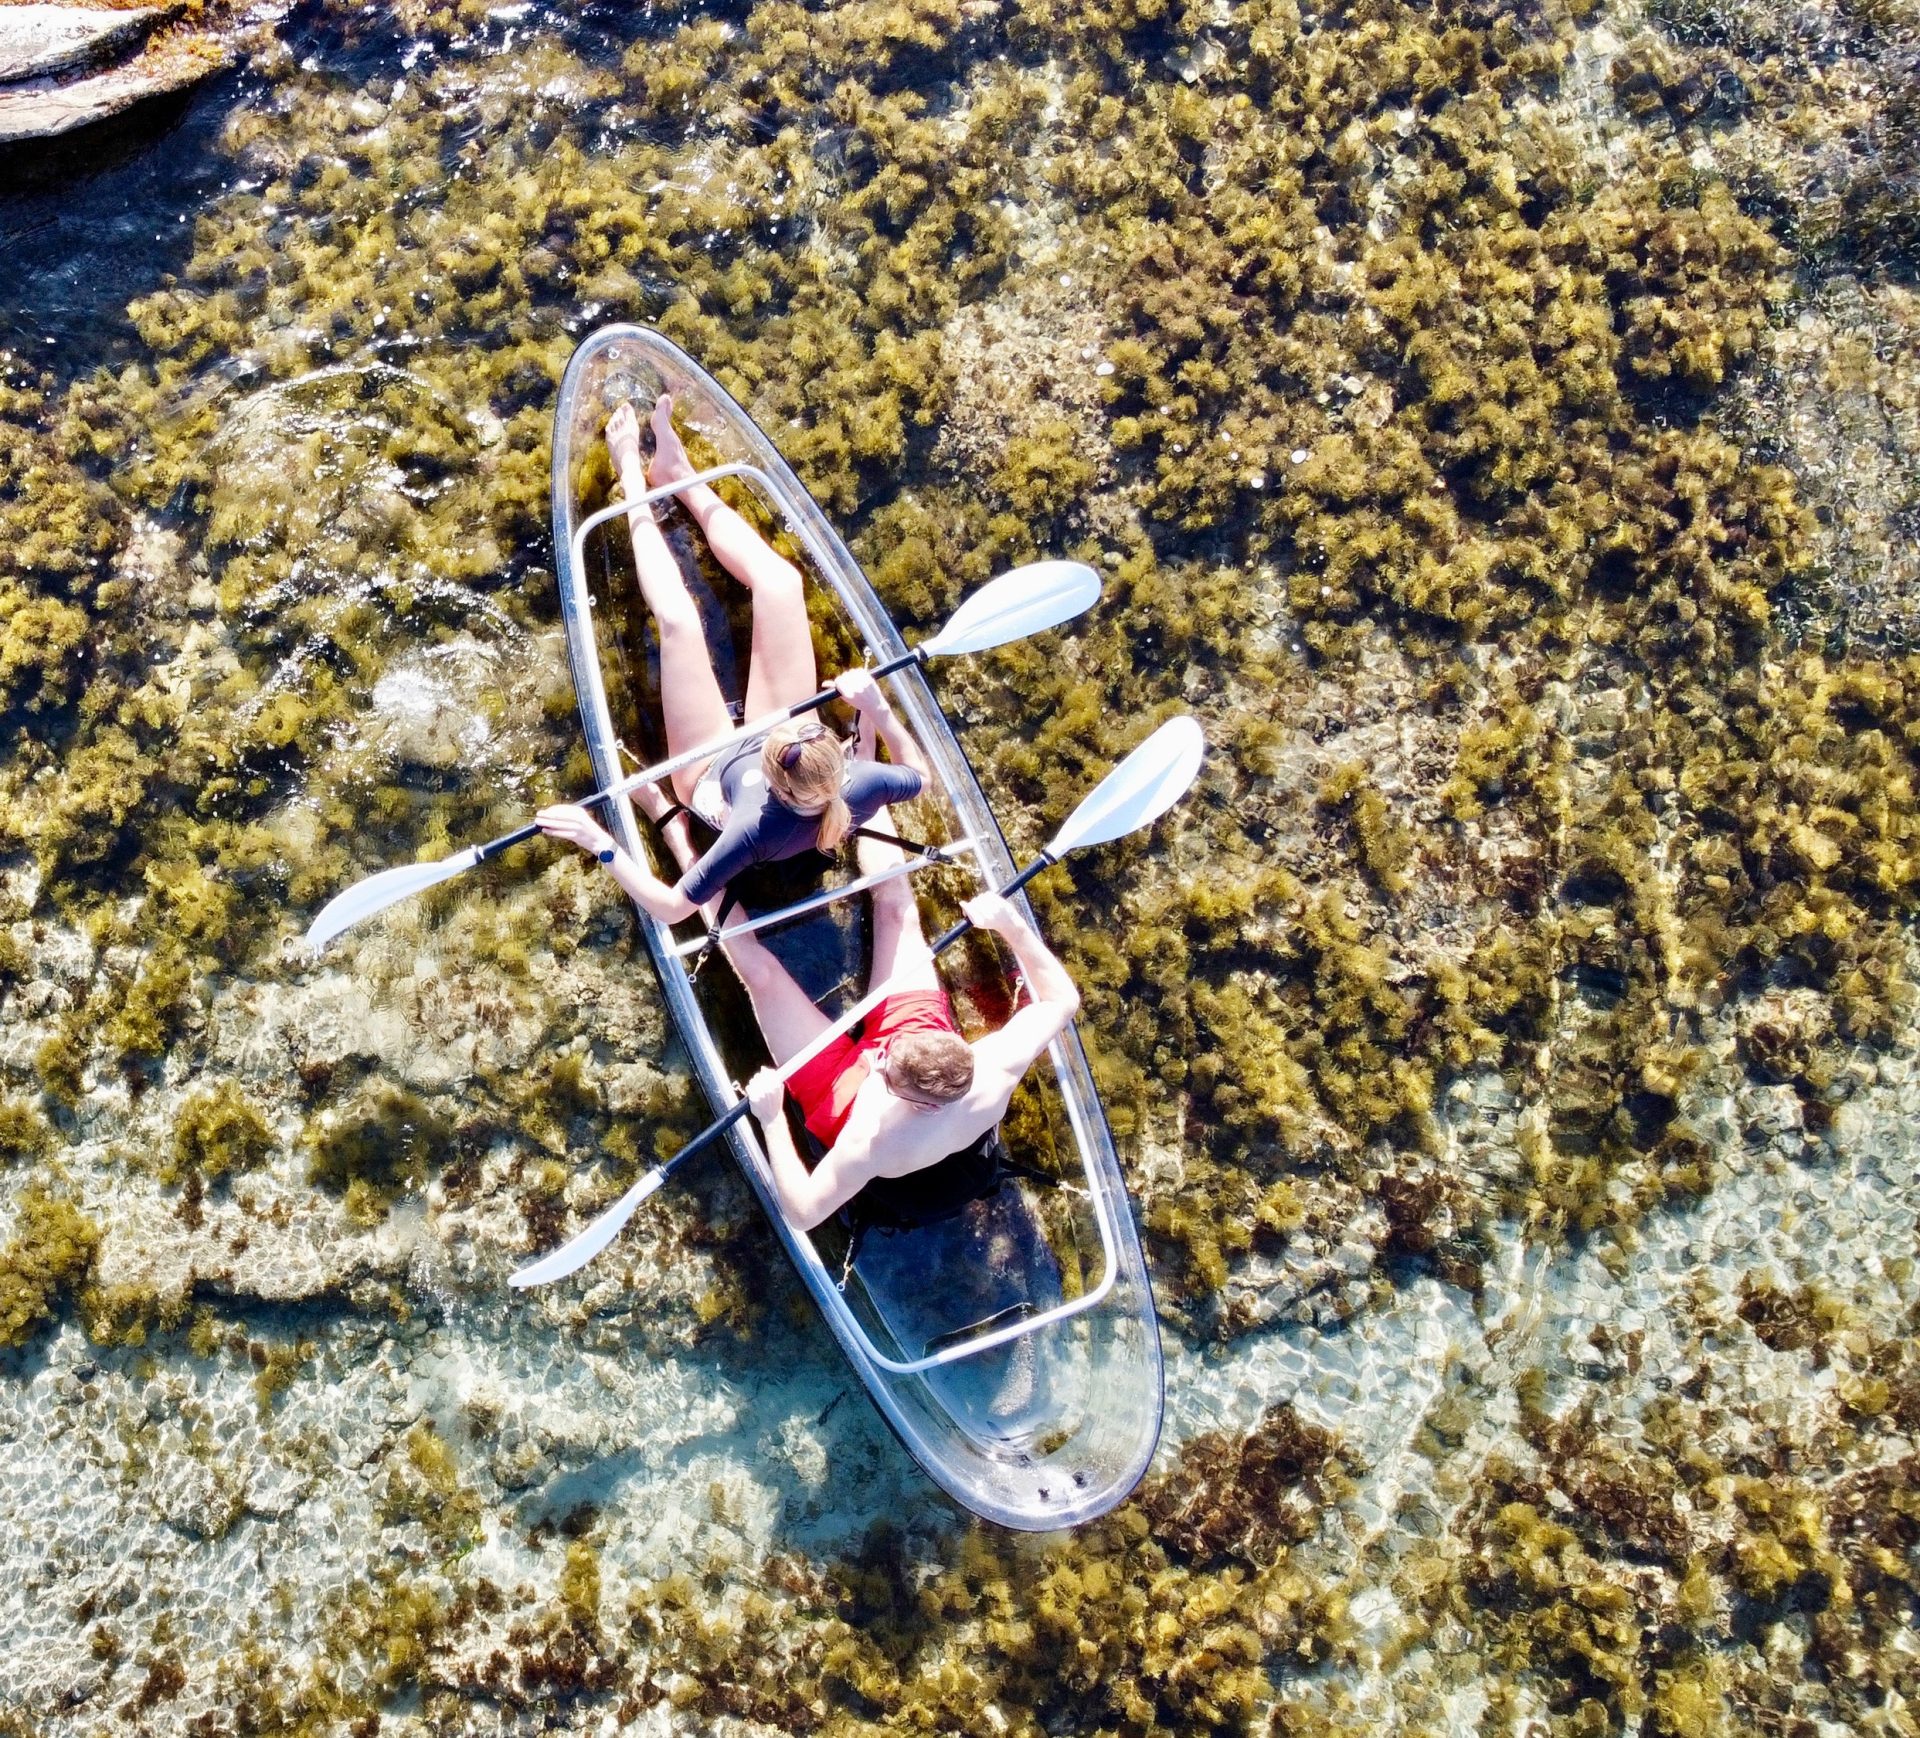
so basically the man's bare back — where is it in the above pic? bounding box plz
[751,929,1078,1225]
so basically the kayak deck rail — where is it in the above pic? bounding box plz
[665,835,993,960]
[572,460,825,621]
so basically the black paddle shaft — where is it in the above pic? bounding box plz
[473,645,930,865]
[654,848,1061,1183]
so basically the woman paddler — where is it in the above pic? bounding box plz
[536,395,929,918]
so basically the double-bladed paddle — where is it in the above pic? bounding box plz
[303,560,1100,951]
[509,714,1206,1289]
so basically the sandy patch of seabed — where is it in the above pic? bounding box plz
[0,876,934,1726]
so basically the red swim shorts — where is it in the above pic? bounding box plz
[785,989,958,1148]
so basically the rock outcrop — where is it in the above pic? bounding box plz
[0,1,236,145]
[0,3,172,83]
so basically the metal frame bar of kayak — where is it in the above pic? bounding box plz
[574,456,1124,1377]
[571,460,774,608]
[665,835,991,959]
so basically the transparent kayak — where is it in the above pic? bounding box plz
[549,324,1163,1530]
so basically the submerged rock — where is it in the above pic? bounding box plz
[367,640,502,774]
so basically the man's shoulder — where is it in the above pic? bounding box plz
[817,1101,888,1176]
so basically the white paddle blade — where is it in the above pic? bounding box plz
[508,1168,664,1288]
[1050,715,1206,856]
[918,561,1100,658]
[304,846,484,951]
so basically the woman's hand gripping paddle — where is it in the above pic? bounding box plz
[303,561,1100,951]
[508,715,1206,1289]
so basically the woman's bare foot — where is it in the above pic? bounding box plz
[606,402,645,491]
[647,393,698,492]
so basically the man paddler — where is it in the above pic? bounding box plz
[636,783,1081,1230]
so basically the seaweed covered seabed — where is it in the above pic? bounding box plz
[1,0,1917,1729]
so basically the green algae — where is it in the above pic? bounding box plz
[32,1025,87,1112]
[250,1335,319,1414]
[1139,1404,1362,1565]
[379,1422,484,1551]
[633,1514,1276,1733]
[558,1539,603,1633]
[1318,763,1416,896]
[0,1098,55,1165]
[1636,0,1920,271]
[163,1080,276,1185]
[0,1186,100,1348]
[79,1276,191,1350]
[1427,1305,1920,1736]
[24,0,1804,1302]
[304,1083,452,1223]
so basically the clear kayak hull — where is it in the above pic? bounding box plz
[549,324,1163,1530]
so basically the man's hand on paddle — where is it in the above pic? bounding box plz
[743,1066,855,1230]
[745,1068,787,1122]
[966,889,1081,1084]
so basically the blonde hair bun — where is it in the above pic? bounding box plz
[763,723,852,851]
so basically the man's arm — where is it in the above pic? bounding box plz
[963,893,1081,1089]
[744,1068,873,1231]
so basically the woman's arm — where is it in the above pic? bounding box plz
[834,668,929,784]
[536,804,699,925]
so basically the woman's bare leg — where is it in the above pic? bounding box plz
[727,933,837,1069]
[608,403,732,806]
[637,779,831,1066]
[647,396,818,719]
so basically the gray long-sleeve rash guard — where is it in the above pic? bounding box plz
[678,741,924,905]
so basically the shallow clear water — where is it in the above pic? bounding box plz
[2,0,1918,1729]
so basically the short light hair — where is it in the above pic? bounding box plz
[886,1031,973,1102]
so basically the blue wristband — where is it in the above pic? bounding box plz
[598,846,616,864]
